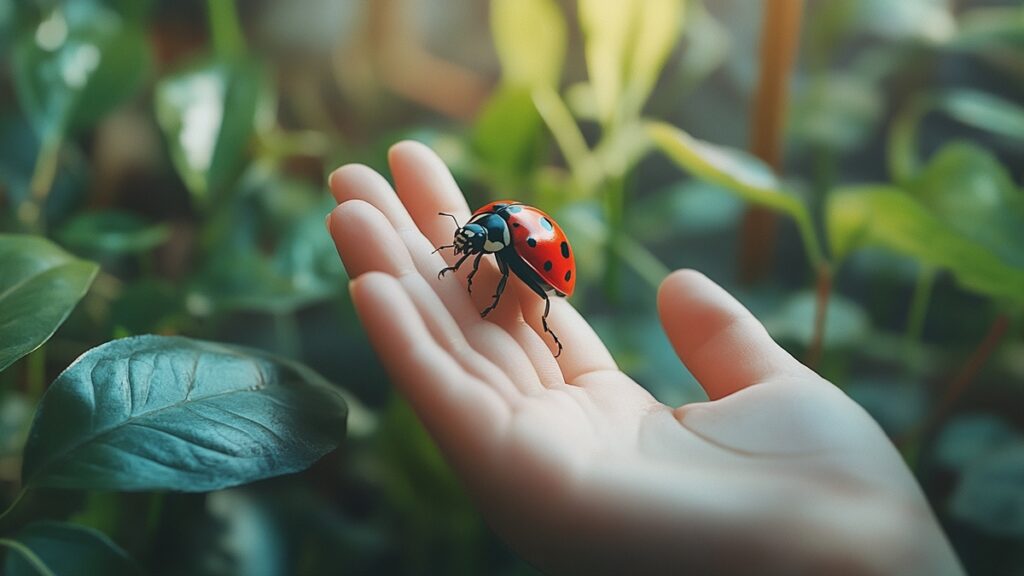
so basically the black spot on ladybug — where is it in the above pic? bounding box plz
[512,222,520,228]
[539,217,553,231]
[507,205,523,213]
[544,260,553,271]
[564,270,572,282]
[560,241,570,258]
[527,237,537,247]
[493,203,508,211]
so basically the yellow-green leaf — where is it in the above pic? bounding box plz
[491,0,566,88]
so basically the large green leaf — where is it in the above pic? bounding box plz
[472,86,546,183]
[12,0,150,139]
[21,335,348,491]
[491,0,565,88]
[0,235,98,373]
[827,186,1024,305]
[155,58,264,205]
[578,0,684,124]
[910,143,1024,269]
[4,521,141,576]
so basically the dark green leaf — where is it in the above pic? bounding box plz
[0,235,98,373]
[472,86,545,181]
[628,180,743,242]
[155,58,265,205]
[933,414,1022,472]
[827,186,1024,305]
[12,1,150,138]
[950,442,1024,538]
[4,521,141,576]
[21,335,348,491]
[0,391,33,457]
[57,210,169,255]
[790,73,883,151]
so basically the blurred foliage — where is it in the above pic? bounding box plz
[0,0,1022,574]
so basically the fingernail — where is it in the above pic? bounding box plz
[324,211,332,234]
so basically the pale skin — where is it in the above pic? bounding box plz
[326,141,964,576]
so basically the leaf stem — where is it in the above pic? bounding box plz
[905,266,936,344]
[0,538,56,576]
[206,0,246,59]
[612,235,671,291]
[17,133,62,232]
[738,0,805,283]
[532,88,595,190]
[804,264,832,369]
[0,489,27,527]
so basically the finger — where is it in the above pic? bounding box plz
[388,140,474,252]
[350,273,509,458]
[515,283,618,384]
[329,201,545,395]
[657,269,812,401]
[329,163,418,232]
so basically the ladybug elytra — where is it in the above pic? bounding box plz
[435,201,575,357]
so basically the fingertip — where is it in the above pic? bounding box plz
[388,139,438,169]
[328,163,387,203]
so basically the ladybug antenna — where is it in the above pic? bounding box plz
[438,212,460,229]
[432,244,455,254]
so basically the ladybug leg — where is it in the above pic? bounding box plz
[437,252,471,280]
[465,253,485,294]
[480,258,510,318]
[539,295,563,358]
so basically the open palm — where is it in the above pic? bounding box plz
[327,141,961,576]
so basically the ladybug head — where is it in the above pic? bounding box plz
[454,223,486,255]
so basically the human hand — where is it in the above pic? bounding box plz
[326,141,963,576]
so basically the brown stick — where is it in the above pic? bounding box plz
[931,314,1010,428]
[739,0,805,284]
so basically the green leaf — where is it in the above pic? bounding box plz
[4,521,141,576]
[0,235,98,373]
[949,5,1024,51]
[950,442,1024,538]
[155,58,265,205]
[933,414,1022,472]
[0,391,33,457]
[12,1,150,139]
[763,290,871,349]
[790,73,884,151]
[646,121,823,265]
[472,86,545,182]
[910,143,1024,269]
[578,0,684,124]
[826,186,1024,305]
[21,335,348,491]
[491,0,566,88]
[57,210,169,255]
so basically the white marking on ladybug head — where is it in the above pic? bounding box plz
[483,239,505,253]
[502,226,510,245]
[463,229,476,237]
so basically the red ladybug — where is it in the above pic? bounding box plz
[436,201,575,356]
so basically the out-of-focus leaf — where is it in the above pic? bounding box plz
[0,391,33,457]
[57,210,169,255]
[628,180,743,242]
[950,442,1024,538]
[472,86,545,183]
[910,143,1024,269]
[676,0,728,92]
[579,0,685,124]
[0,235,98,373]
[491,0,565,88]
[109,279,183,335]
[12,1,150,139]
[949,5,1024,51]
[4,521,141,576]
[21,335,348,491]
[933,414,1022,472]
[203,489,287,576]
[791,73,883,151]
[155,58,265,205]
[849,0,954,43]
[763,290,871,349]
[846,377,926,439]
[827,186,1024,305]
[190,171,345,315]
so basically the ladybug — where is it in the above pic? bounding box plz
[435,201,575,357]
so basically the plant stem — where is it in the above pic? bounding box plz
[532,88,595,191]
[17,133,62,232]
[206,0,246,59]
[902,313,1010,464]
[0,538,55,576]
[805,264,832,368]
[0,489,27,527]
[739,0,805,283]
[905,266,936,344]
[25,346,46,399]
